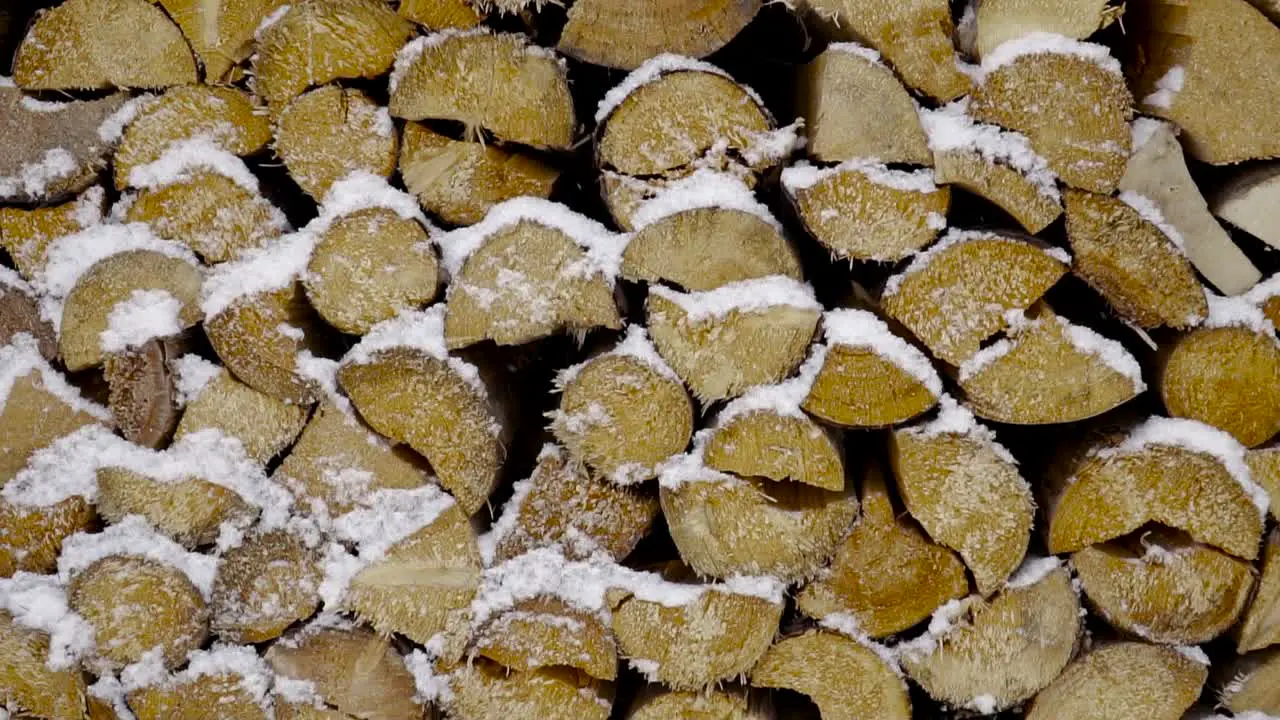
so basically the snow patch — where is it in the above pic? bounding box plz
[1118,191,1186,252]
[99,289,183,353]
[1174,645,1211,666]
[254,4,291,41]
[982,32,1122,76]
[0,572,96,669]
[556,324,680,389]
[822,308,942,396]
[1143,66,1185,109]
[714,345,828,426]
[127,136,261,193]
[98,95,155,144]
[782,159,939,194]
[595,53,765,124]
[827,41,884,67]
[630,169,781,232]
[0,333,111,420]
[0,148,80,199]
[57,515,220,598]
[919,101,1060,200]
[649,275,820,322]
[172,354,222,407]
[1130,117,1170,153]
[1205,292,1276,337]
[1006,555,1061,589]
[342,306,488,398]
[903,395,1018,466]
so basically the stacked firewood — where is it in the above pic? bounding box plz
[2,0,1280,718]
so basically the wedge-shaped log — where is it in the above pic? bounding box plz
[1072,530,1255,644]
[660,450,858,581]
[783,160,949,262]
[1219,648,1280,716]
[484,445,659,563]
[881,229,1069,366]
[625,687,771,720]
[60,249,203,372]
[1121,118,1260,295]
[797,461,969,637]
[333,487,482,645]
[1213,164,1280,250]
[13,0,197,90]
[1024,641,1208,720]
[473,597,617,680]
[647,276,821,402]
[900,562,1081,713]
[796,44,931,165]
[930,147,1062,233]
[804,0,971,102]
[174,359,308,464]
[750,630,911,720]
[399,0,484,29]
[155,0,289,81]
[102,337,183,448]
[441,199,623,349]
[1159,309,1280,448]
[400,122,559,227]
[557,0,761,69]
[958,309,1146,425]
[621,174,802,291]
[304,207,440,335]
[211,530,320,644]
[253,0,413,112]
[0,89,129,202]
[390,29,575,150]
[1236,529,1280,653]
[801,308,942,428]
[975,0,1123,58]
[1046,416,1269,560]
[204,284,323,404]
[275,86,400,199]
[972,37,1131,193]
[0,187,104,279]
[127,644,274,720]
[1064,190,1207,329]
[1129,0,1280,164]
[113,86,271,190]
[610,573,784,689]
[446,659,614,720]
[0,497,95,577]
[890,398,1033,594]
[551,327,693,485]
[267,621,422,720]
[0,610,94,720]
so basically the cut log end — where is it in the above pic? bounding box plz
[1160,326,1280,448]
[1024,641,1207,720]
[275,86,400,200]
[750,630,911,720]
[557,0,763,70]
[932,149,1063,234]
[703,410,845,491]
[210,530,321,644]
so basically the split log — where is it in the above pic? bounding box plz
[0,88,129,202]
[890,398,1034,595]
[646,276,821,402]
[103,337,183,448]
[1045,416,1269,560]
[781,160,949,262]
[1218,648,1280,716]
[750,629,911,720]
[389,29,575,150]
[303,207,440,335]
[974,0,1123,58]
[1158,309,1280,448]
[471,596,617,680]
[274,86,400,200]
[252,0,414,112]
[1121,118,1261,296]
[126,645,274,720]
[971,37,1132,193]
[1213,164,1280,250]
[399,122,559,227]
[620,173,802,291]
[0,497,96,577]
[399,0,485,29]
[274,401,433,518]
[659,449,859,581]
[625,687,771,720]
[440,199,623,349]
[701,393,844,491]
[1236,528,1280,653]
[1024,642,1208,720]
[610,572,784,689]
[483,444,659,563]
[550,326,693,485]
[153,0,289,82]
[1128,0,1280,164]
[68,554,210,670]
[0,187,104,279]
[12,0,197,90]
[1246,446,1280,519]
[94,465,260,550]
[0,609,94,720]
[59,247,204,372]
[920,102,1063,234]
[803,0,971,102]
[0,333,111,485]
[332,487,482,645]
[112,86,271,190]
[211,530,321,644]
[880,229,1070,366]
[795,43,931,165]
[898,561,1082,713]
[801,308,942,429]
[956,307,1146,425]
[444,659,614,720]
[557,0,762,69]
[1071,530,1255,644]
[1063,189,1208,329]
[173,357,308,464]
[266,621,423,720]
[797,460,970,637]
[0,272,56,359]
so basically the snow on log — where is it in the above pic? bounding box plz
[557,0,762,70]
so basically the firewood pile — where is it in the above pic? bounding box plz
[3,0,1280,718]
